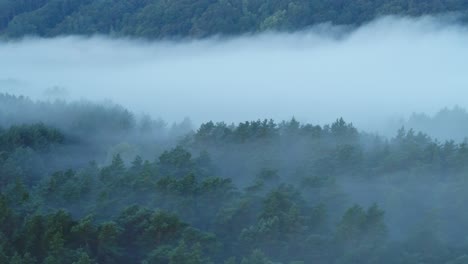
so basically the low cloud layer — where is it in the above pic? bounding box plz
[1,16,468,132]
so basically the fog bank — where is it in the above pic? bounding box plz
[1,16,468,132]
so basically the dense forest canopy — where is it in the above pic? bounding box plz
[2,1,468,262]
[2,94,468,263]
[1,0,468,38]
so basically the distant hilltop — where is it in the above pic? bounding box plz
[1,0,468,39]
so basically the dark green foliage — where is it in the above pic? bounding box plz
[0,123,64,152]
[5,95,468,263]
[1,0,468,39]
[334,204,387,263]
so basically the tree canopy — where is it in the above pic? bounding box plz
[2,94,468,263]
[1,0,468,39]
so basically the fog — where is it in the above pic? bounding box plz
[0,16,467,133]
[5,14,468,264]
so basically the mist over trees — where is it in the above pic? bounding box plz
[1,0,468,38]
[2,94,468,263]
[400,106,468,142]
[2,2,468,262]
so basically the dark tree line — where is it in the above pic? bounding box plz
[1,0,468,39]
[3,94,468,263]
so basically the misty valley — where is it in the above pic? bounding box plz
[3,1,468,263]
[1,94,468,264]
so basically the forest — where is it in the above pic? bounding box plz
[2,93,468,263]
[2,0,468,262]
[1,0,468,38]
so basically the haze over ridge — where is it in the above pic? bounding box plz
[1,15,467,133]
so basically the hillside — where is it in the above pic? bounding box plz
[1,0,468,39]
[4,94,468,263]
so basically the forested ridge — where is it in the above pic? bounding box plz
[3,94,468,263]
[1,1,467,262]
[1,0,468,39]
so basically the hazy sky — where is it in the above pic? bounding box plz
[1,16,468,131]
